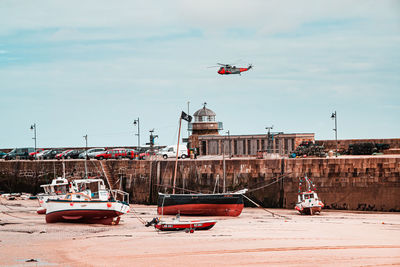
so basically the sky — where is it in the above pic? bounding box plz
[0,0,399,149]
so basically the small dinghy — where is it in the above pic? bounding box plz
[146,214,216,233]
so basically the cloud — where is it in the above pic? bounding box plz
[1,0,399,38]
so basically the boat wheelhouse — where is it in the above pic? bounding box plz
[37,177,70,214]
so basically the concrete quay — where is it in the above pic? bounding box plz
[0,155,399,212]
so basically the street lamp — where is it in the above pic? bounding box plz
[30,123,37,160]
[133,118,140,149]
[331,111,338,157]
[83,134,88,177]
[187,101,190,138]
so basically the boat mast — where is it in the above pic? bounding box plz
[83,134,88,179]
[62,159,66,178]
[223,136,226,193]
[172,117,182,194]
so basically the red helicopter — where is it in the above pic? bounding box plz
[214,63,253,75]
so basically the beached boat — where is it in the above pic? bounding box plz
[37,177,70,214]
[45,178,130,225]
[158,191,245,216]
[157,111,246,217]
[146,215,216,232]
[295,175,324,215]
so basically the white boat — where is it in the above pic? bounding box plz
[36,177,70,214]
[295,175,324,215]
[45,178,130,225]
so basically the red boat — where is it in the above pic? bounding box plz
[157,192,245,217]
[146,216,216,232]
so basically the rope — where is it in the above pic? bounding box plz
[130,207,146,225]
[247,175,286,193]
[1,211,27,219]
[0,199,30,219]
[241,194,291,220]
[155,183,207,194]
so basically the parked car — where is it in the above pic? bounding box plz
[62,149,83,159]
[55,149,73,160]
[138,147,158,160]
[0,150,7,158]
[125,149,140,160]
[95,148,127,160]
[36,149,51,160]
[29,149,45,160]
[3,148,35,160]
[158,144,188,159]
[41,149,65,160]
[78,148,106,159]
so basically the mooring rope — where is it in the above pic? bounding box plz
[241,194,291,220]
[247,175,286,193]
[155,183,207,194]
[130,208,146,225]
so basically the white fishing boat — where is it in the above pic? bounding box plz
[295,175,324,215]
[45,178,130,225]
[36,177,70,214]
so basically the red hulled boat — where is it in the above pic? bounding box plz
[146,215,217,232]
[157,191,245,217]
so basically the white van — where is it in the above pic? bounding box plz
[158,144,188,159]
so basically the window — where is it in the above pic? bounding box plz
[234,140,238,155]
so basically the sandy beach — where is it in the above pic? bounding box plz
[0,199,399,266]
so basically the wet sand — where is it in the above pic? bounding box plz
[1,199,399,266]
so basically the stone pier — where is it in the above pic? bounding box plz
[0,156,399,211]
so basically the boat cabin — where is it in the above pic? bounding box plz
[71,179,109,200]
[70,178,129,203]
[40,177,69,195]
[298,191,319,202]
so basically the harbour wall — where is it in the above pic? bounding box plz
[0,156,399,211]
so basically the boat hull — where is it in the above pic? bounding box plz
[36,207,46,214]
[46,200,129,225]
[37,194,67,214]
[157,193,244,217]
[155,220,217,231]
[295,204,322,215]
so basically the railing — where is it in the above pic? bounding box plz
[111,189,130,204]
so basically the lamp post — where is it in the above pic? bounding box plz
[266,126,273,153]
[30,123,37,160]
[331,111,338,157]
[83,134,88,177]
[133,118,140,150]
[187,101,191,139]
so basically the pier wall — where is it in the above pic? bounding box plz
[0,156,399,211]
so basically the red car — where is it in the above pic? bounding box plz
[125,149,139,160]
[95,149,127,160]
[55,150,73,160]
[29,149,45,160]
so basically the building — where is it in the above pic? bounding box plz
[189,104,315,157]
